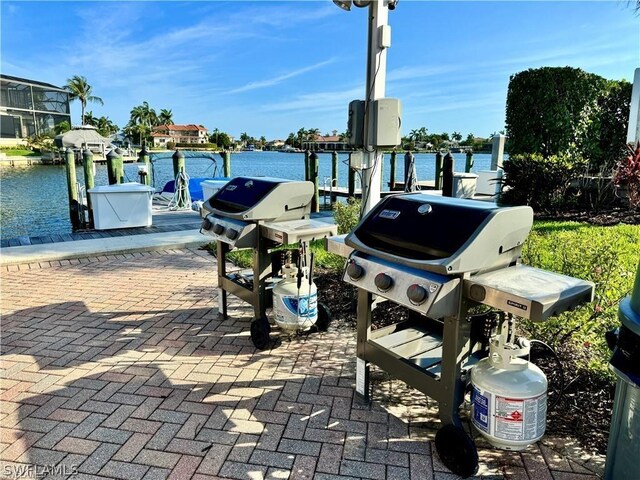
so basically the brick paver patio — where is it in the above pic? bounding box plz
[0,248,604,479]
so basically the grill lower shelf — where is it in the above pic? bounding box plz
[369,324,482,379]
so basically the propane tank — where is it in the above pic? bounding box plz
[470,316,548,451]
[273,257,317,332]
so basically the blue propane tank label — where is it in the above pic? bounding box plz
[472,386,490,433]
[282,293,317,317]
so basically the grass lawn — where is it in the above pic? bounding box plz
[0,148,39,156]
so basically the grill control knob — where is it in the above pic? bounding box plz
[346,262,364,280]
[213,223,225,235]
[226,228,239,240]
[407,284,428,304]
[202,218,212,230]
[375,273,393,292]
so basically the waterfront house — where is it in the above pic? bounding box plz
[0,74,71,146]
[302,133,349,152]
[152,124,208,147]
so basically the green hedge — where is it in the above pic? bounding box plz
[175,142,218,149]
[505,67,631,171]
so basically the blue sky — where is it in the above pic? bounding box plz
[2,1,638,140]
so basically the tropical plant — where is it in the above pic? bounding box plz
[613,142,640,209]
[54,121,71,135]
[64,75,103,126]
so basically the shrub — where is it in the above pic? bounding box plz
[505,67,631,172]
[521,221,640,378]
[166,141,176,150]
[175,142,217,150]
[333,198,361,234]
[500,153,587,212]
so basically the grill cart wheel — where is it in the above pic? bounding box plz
[435,424,479,478]
[250,318,271,350]
[314,302,332,332]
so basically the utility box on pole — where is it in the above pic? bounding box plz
[348,100,365,147]
[373,98,401,147]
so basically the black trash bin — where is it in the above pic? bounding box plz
[604,260,640,480]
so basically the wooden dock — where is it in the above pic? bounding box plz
[1,209,202,248]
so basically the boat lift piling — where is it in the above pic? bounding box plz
[331,151,339,203]
[222,151,231,177]
[442,152,454,197]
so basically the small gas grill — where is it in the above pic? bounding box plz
[342,193,594,476]
[201,176,337,348]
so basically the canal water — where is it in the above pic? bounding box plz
[0,151,493,240]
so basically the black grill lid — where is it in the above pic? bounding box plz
[209,177,282,213]
[346,193,533,274]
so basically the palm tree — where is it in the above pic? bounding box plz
[158,109,173,126]
[296,128,307,149]
[129,102,157,145]
[65,75,103,126]
[83,111,97,127]
[96,116,118,137]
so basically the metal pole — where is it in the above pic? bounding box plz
[361,0,389,214]
[82,148,95,227]
[389,150,397,190]
[64,148,80,230]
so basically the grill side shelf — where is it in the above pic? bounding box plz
[464,264,595,322]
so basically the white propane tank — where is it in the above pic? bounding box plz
[470,319,548,451]
[273,262,317,333]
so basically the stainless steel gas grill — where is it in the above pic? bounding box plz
[342,193,594,477]
[201,176,337,349]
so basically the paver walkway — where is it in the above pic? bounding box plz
[0,248,604,479]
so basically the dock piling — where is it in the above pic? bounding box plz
[138,145,152,186]
[82,148,95,227]
[389,150,397,190]
[465,150,474,173]
[106,149,118,185]
[65,148,81,230]
[310,151,319,212]
[304,150,310,182]
[435,151,443,190]
[114,148,124,183]
[223,151,231,177]
[442,152,454,197]
[172,149,185,179]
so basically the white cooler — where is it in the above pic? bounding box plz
[476,170,504,196]
[88,183,154,230]
[453,172,478,199]
[201,179,230,201]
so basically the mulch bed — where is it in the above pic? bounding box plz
[536,207,640,226]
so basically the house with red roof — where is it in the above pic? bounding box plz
[152,124,208,147]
